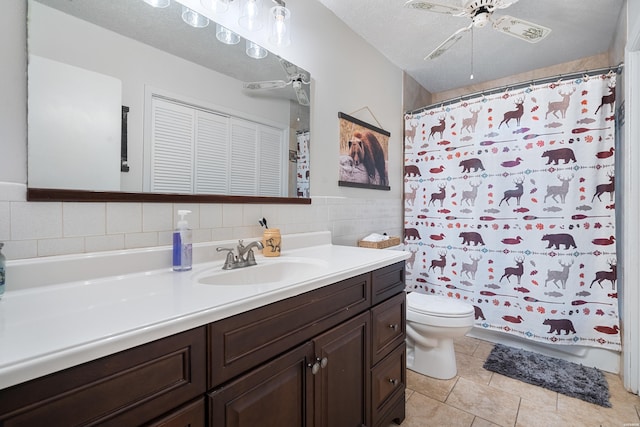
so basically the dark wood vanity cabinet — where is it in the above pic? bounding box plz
[0,261,406,427]
[0,327,207,427]
[208,261,406,427]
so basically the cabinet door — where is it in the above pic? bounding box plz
[209,342,315,427]
[313,312,370,427]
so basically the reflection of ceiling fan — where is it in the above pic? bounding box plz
[243,57,311,106]
[405,0,551,60]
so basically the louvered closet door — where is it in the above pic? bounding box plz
[150,98,194,193]
[195,111,230,194]
[229,118,258,196]
[258,126,285,197]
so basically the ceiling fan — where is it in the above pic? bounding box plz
[243,57,311,106]
[405,0,551,60]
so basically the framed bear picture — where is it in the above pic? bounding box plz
[337,112,391,191]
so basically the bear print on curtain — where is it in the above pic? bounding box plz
[403,73,620,351]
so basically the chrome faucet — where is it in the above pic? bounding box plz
[217,239,264,270]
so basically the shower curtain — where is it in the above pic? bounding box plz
[297,131,310,198]
[404,73,620,351]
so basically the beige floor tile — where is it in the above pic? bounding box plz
[446,377,520,427]
[488,373,558,410]
[471,417,503,427]
[456,352,494,386]
[472,340,495,361]
[557,391,640,427]
[402,391,475,427]
[516,397,575,427]
[407,369,457,403]
[455,335,482,356]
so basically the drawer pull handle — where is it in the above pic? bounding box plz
[388,378,399,386]
[388,324,399,331]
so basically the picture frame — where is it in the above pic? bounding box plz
[337,112,391,191]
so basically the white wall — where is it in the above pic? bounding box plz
[0,0,404,260]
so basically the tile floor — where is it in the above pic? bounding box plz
[394,335,640,427]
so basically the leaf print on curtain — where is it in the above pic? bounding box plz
[403,74,620,351]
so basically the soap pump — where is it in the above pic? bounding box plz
[173,210,192,271]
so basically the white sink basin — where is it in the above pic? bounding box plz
[195,257,329,286]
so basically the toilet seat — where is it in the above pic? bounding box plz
[407,292,474,318]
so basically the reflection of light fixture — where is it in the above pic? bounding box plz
[216,24,240,45]
[268,1,290,47]
[239,0,264,31]
[143,0,170,7]
[200,0,230,14]
[181,5,210,28]
[246,40,267,59]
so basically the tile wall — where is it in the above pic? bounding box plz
[0,183,402,260]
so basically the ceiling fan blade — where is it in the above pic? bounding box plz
[278,57,299,79]
[404,0,466,16]
[425,23,472,60]
[294,83,310,106]
[494,0,520,9]
[492,15,551,43]
[243,80,289,90]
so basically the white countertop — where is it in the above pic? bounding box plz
[0,232,408,390]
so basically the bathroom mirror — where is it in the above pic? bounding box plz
[27,0,311,203]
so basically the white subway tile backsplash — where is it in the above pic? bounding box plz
[142,203,173,232]
[11,202,62,240]
[63,203,106,237]
[125,232,158,249]
[222,204,244,227]
[38,237,85,257]
[85,234,125,253]
[2,196,403,260]
[200,204,223,228]
[0,202,10,241]
[107,203,142,234]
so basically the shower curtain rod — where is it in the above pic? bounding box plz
[408,62,624,115]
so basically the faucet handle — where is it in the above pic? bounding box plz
[216,247,236,270]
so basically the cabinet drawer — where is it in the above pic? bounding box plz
[371,292,406,365]
[0,327,207,427]
[209,273,371,387]
[371,262,405,305]
[371,343,406,427]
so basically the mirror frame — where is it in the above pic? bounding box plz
[26,0,311,205]
[27,188,311,204]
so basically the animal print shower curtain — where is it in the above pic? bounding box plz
[403,73,620,351]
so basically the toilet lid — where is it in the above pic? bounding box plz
[407,292,474,318]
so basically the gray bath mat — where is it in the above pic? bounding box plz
[483,343,611,407]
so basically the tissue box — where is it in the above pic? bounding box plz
[357,236,401,249]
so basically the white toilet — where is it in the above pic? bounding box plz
[406,292,475,380]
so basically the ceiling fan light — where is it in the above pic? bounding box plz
[246,40,268,59]
[268,5,291,47]
[239,0,264,31]
[216,24,240,44]
[181,6,210,28]
[142,0,170,8]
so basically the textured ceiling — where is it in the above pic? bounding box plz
[316,0,625,93]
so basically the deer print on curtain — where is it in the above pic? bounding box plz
[403,73,620,351]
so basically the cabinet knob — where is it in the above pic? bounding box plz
[320,357,328,368]
[309,357,328,374]
[388,324,399,331]
[388,378,399,386]
[309,362,320,375]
